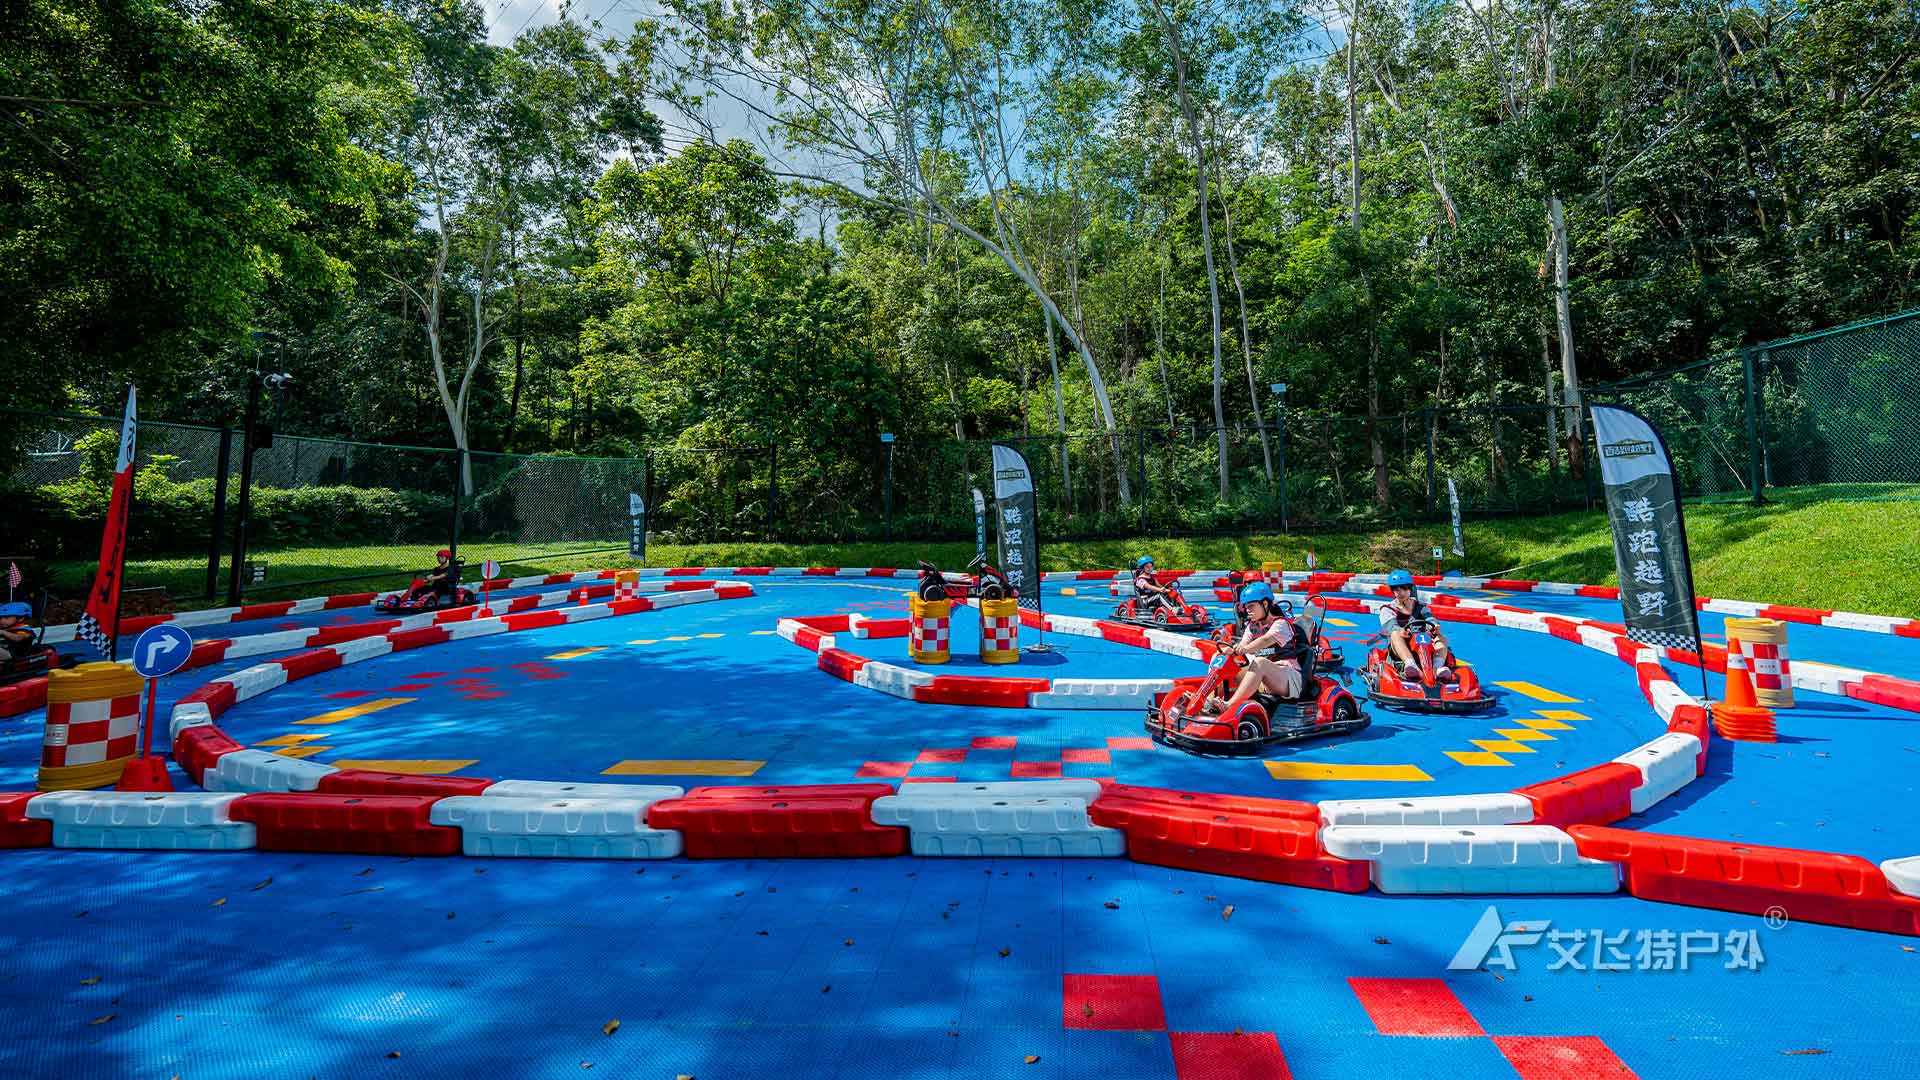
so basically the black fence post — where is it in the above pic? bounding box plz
[1423,409,1437,516]
[448,449,465,561]
[881,437,894,540]
[204,427,233,600]
[226,374,265,605]
[1742,348,1767,505]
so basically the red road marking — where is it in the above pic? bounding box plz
[1061,974,1167,1031]
[1168,1031,1291,1080]
[915,748,968,763]
[855,762,913,778]
[1492,1037,1638,1079]
[322,691,374,700]
[970,736,1018,749]
[459,667,496,674]
[1347,978,1484,1037]
[1106,737,1153,751]
[388,683,434,692]
[902,777,957,784]
[1010,761,1062,778]
[1062,748,1111,764]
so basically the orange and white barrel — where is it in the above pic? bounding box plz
[614,570,641,600]
[909,597,952,664]
[38,661,145,791]
[1261,561,1286,587]
[1726,617,1793,708]
[978,598,1020,665]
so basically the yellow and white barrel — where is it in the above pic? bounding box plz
[614,570,641,600]
[978,598,1021,665]
[38,661,144,791]
[908,597,952,664]
[1261,561,1286,588]
[1725,617,1793,708]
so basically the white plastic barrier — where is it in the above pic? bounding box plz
[1882,856,1920,900]
[431,793,683,859]
[1317,793,1534,828]
[1142,630,1207,660]
[902,780,1105,801]
[1792,661,1871,697]
[201,749,338,793]
[27,791,256,851]
[1027,678,1175,710]
[1577,624,1621,655]
[1822,612,1908,633]
[333,635,398,663]
[853,661,937,700]
[869,792,1123,857]
[1319,824,1620,895]
[845,613,870,638]
[1534,582,1580,595]
[225,664,289,700]
[1647,680,1698,724]
[445,618,510,641]
[1702,598,1768,617]
[1613,733,1703,813]
[169,701,215,742]
[485,780,684,801]
[1490,609,1551,635]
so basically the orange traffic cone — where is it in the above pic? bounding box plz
[1713,645,1776,742]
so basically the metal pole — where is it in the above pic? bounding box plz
[204,427,232,600]
[881,436,894,540]
[226,374,264,605]
[1742,348,1767,505]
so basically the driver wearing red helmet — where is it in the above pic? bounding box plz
[1214,582,1302,712]
[405,549,462,602]
[1378,569,1452,681]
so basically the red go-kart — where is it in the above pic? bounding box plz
[1361,618,1495,713]
[373,579,478,614]
[1111,582,1212,633]
[1212,595,1344,668]
[1146,630,1368,755]
[916,556,1013,603]
[2,618,73,687]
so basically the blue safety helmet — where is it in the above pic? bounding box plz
[1134,555,1156,569]
[1387,569,1415,588]
[0,602,31,619]
[1237,582,1276,607]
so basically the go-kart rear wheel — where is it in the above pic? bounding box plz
[422,594,439,611]
[1234,717,1264,741]
[1331,696,1358,726]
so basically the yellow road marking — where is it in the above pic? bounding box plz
[327,759,479,774]
[629,639,658,645]
[662,635,693,642]
[1494,728,1554,742]
[697,633,725,639]
[1062,588,1077,596]
[1326,617,1357,628]
[1445,750,1513,767]
[1264,762,1432,782]
[749,630,777,636]
[271,745,332,759]
[1493,681,1580,703]
[256,733,330,748]
[1534,709,1590,721]
[603,759,765,777]
[1516,717,1574,731]
[294,697,414,726]
[1470,738,1536,754]
[546,646,607,661]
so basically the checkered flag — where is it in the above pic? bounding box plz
[75,611,112,654]
[1627,626,1697,653]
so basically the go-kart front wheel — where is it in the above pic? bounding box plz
[1230,701,1268,742]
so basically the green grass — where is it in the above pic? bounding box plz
[53,486,1919,618]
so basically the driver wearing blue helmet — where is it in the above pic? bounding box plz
[1131,556,1173,613]
[1214,582,1302,712]
[0,602,35,659]
[1378,569,1452,681]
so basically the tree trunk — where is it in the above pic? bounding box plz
[1155,256,1177,430]
[1150,0,1230,501]
[1549,194,1583,476]
[1219,186,1274,486]
[1047,312,1070,508]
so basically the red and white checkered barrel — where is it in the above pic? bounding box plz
[1260,561,1285,587]
[909,597,952,664]
[978,598,1020,665]
[38,661,145,791]
[1726,617,1793,708]
[614,570,640,600]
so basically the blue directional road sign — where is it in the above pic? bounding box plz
[131,623,195,679]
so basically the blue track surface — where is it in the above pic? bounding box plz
[6,577,1920,1079]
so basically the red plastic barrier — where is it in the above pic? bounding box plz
[1317,596,1371,613]
[172,725,244,783]
[117,613,174,635]
[0,677,47,719]
[1634,660,1668,699]
[237,600,297,622]
[913,675,1049,708]
[324,592,380,609]
[541,573,576,585]
[789,625,828,653]
[647,784,905,858]
[606,597,657,616]
[1513,764,1642,828]
[279,649,344,681]
[1576,585,1619,599]
[714,584,754,600]
[1433,607,1495,626]
[793,615,853,632]
[1412,575,1442,586]
[1667,704,1712,774]
[177,680,238,719]
[1075,571,1121,580]
[864,568,902,577]
[1483,579,1539,591]
[1568,826,1920,937]
[316,771,495,798]
[1542,617,1583,644]
[0,792,51,849]
[1760,604,1831,625]
[856,617,912,639]
[1091,785,1319,823]
[1846,674,1920,713]
[1613,636,1643,665]
[1096,622,1151,649]
[500,610,565,632]
[802,567,840,576]
[1896,622,1920,639]
[230,793,462,856]
[188,639,234,668]
[817,648,870,681]
[1426,593,1460,605]
[388,626,453,652]
[733,567,774,575]
[1097,798,1368,893]
[309,621,401,647]
[661,567,703,576]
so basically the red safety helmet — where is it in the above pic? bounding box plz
[436,549,452,558]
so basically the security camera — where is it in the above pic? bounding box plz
[263,372,295,391]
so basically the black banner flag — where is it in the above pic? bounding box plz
[1591,405,1704,654]
[990,443,1041,610]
